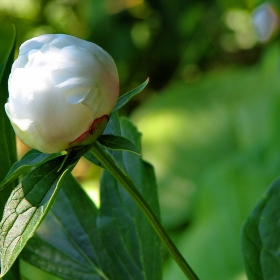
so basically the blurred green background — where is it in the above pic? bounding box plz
[1,0,280,279]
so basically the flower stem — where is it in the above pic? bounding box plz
[90,142,199,280]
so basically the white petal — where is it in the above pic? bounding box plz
[20,40,44,56]
[11,55,28,71]
[5,103,50,152]
[19,34,57,55]
[80,87,100,114]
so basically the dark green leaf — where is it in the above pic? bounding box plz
[0,23,17,213]
[21,116,162,280]
[22,175,109,280]
[112,78,149,113]
[98,134,141,155]
[0,24,19,279]
[83,151,103,168]
[0,23,17,179]
[242,177,280,280]
[0,152,80,278]
[102,112,124,168]
[97,117,162,279]
[1,150,60,191]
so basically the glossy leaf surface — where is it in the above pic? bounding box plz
[1,150,59,191]
[0,153,80,277]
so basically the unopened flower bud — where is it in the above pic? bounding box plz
[5,34,119,153]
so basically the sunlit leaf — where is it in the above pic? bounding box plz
[1,150,60,191]
[0,152,81,277]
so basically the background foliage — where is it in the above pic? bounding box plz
[1,0,280,279]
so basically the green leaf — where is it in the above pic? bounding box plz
[21,116,162,280]
[102,112,125,168]
[1,150,60,191]
[1,258,20,280]
[112,78,149,113]
[21,175,109,280]
[0,23,20,279]
[242,177,280,280]
[98,134,141,155]
[0,23,17,212]
[83,151,103,168]
[97,117,162,279]
[0,23,17,178]
[0,152,80,278]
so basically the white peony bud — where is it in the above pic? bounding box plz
[5,34,119,153]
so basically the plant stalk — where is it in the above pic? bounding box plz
[90,142,199,280]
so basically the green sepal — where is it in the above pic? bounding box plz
[69,115,109,148]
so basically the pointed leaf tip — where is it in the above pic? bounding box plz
[112,78,149,113]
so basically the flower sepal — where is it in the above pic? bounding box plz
[68,115,109,149]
